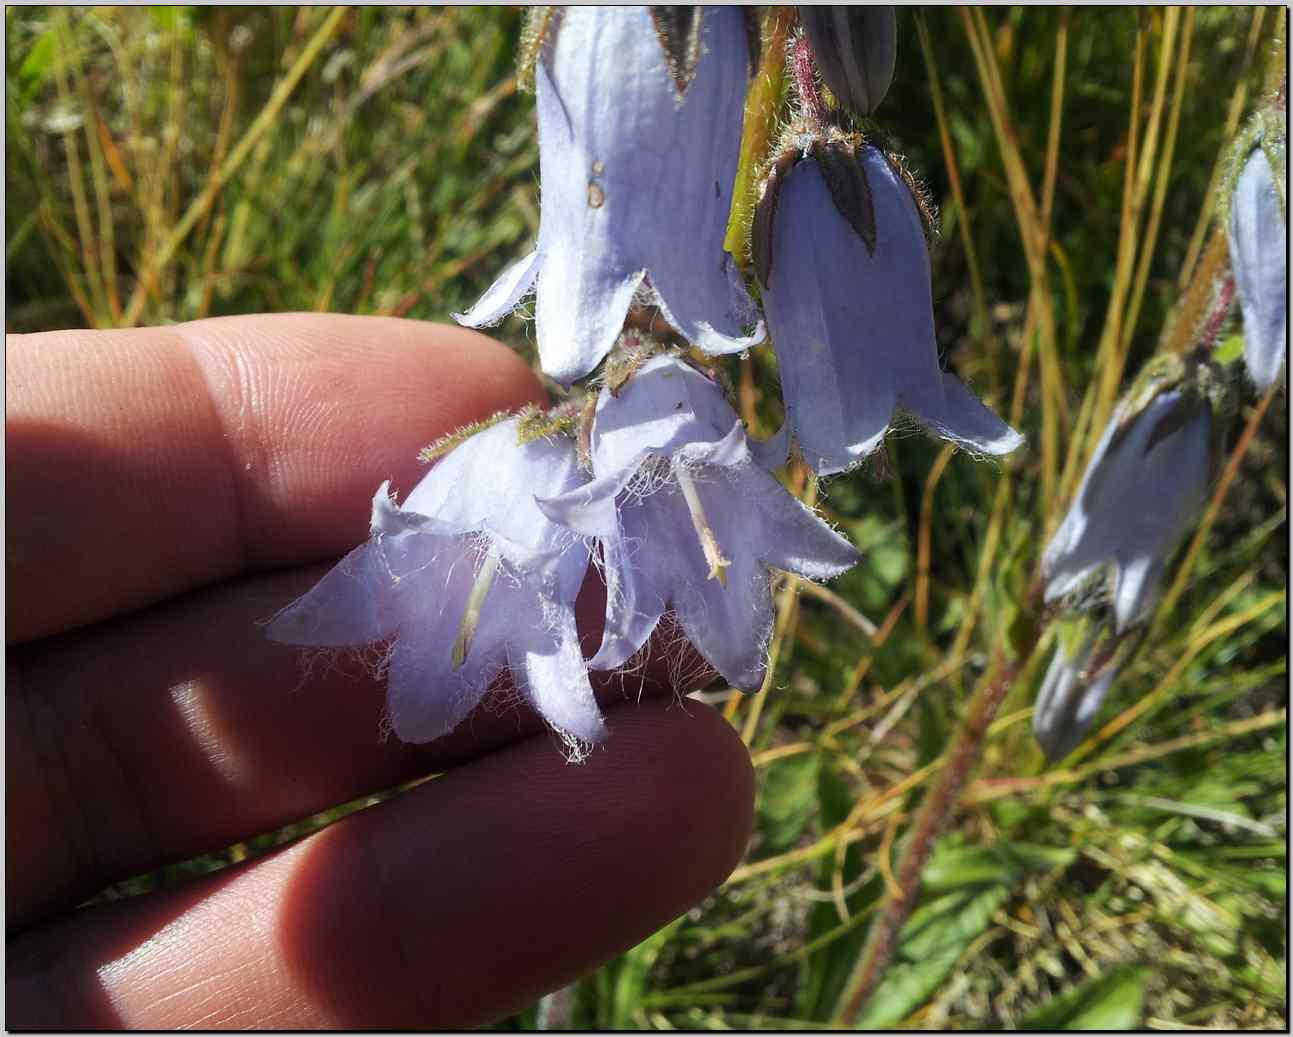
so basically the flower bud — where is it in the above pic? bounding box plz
[799,6,897,117]
[1228,133,1287,391]
[1042,358,1226,634]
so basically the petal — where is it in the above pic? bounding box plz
[1112,554,1165,634]
[644,481,773,691]
[672,547,774,693]
[674,420,751,469]
[650,256,766,357]
[703,461,860,581]
[535,247,646,386]
[535,468,634,539]
[636,8,763,354]
[265,540,398,647]
[748,420,792,471]
[587,356,743,475]
[452,248,543,329]
[406,418,584,548]
[513,605,608,745]
[904,373,1024,456]
[762,159,896,474]
[404,419,586,570]
[586,496,670,673]
[1230,146,1288,391]
[384,546,513,743]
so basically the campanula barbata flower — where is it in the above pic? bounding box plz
[1228,138,1287,391]
[537,355,860,691]
[267,419,607,748]
[1032,621,1120,763]
[754,141,1023,475]
[455,6,764,384]
[1042,387,1212,634]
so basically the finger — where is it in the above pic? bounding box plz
[8,563,716,931]
[7,699,754,1030]
[6,314,545,643]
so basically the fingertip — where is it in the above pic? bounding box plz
[279,697,754,1028]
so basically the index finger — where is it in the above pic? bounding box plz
[6,314,546,643]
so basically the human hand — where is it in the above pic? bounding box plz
[6,314,755,1028]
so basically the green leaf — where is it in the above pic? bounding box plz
[921,840,1075,893]
[1019,965,1149,1030]
[17,28,55,94]
[854,884,1010,1027]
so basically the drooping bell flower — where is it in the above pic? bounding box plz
[537,355,859,690]
[754,139,1023,475]
[455,6,764,385]
[1032,619,1122,763]
[799,6,897,117]
[1228,136,1287,391]
[1042,369,1216,634]
[267,419,606,749]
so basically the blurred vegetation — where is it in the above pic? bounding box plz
[7,5,1286,1030]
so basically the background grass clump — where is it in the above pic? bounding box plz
[7,5,1286,1029]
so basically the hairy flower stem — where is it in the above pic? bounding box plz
[833,642,1028,1024]
[791,32,828,129]
[724,6,794,262]
[1197,273,1237,353]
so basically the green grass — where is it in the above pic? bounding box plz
[7,6,1286,1029]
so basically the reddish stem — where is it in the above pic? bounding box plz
[792,34,828,128]
[1198,274,1236,353]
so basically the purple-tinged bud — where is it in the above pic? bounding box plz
[1228,135,1287,391]
[799,6,897,117]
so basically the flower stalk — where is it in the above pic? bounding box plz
[833,632,1035,1025]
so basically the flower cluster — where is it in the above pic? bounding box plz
[272,6,1024,752]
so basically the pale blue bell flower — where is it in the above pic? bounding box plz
[455,6,764,385]
[1229,141,1288,391]
[1032,630,1118,763]
[1042,390,1211,634]
[267,419,607,749]
[537,356,860,691]
[760,146,1022,475]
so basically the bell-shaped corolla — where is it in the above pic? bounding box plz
[537,355,859,691]
[455,6,764,384]
[755,140,1022,475]
[1042,388,1212,634]
[267,419,606,750]
[1229,138,1288,391]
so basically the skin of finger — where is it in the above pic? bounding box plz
[6,314,546,644]
[8,561,716,932]
[6,698,755,1030]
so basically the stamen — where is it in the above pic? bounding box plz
[452,546,501,669]
[674,466,731,586]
